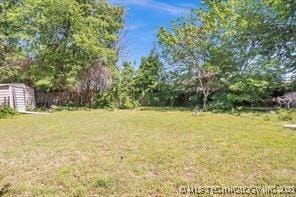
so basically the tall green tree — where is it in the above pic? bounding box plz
[158,13,220,109]
[159,0,294,109]
[118,62,137,108]
[96,61,137,109]
[200,0,293,106]
[3,0,123,90]
[135,49,163,105]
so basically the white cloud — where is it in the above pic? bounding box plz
[126,22,145,31]
[109,0,193,16]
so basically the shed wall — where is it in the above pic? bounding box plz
[0,86,12,107]
[13,86,26,112]
[25,86,36,109]
[0,84,36,111]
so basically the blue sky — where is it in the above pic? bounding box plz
[109,0,201,66]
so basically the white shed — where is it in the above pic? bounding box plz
[0,83,36,112]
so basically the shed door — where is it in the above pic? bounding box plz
[0,85,11,107]
[13,87,26,112]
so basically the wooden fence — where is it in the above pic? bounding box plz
[35,91,89,107]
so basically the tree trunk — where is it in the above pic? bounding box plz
[88,91,95,108]
[86,81,92,108]
[88,92,92,108]
[203,94,208,110]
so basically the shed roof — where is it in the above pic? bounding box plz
[0,83,31,88]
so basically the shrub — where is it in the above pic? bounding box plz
[209,93,234,112]
[95,92,117,110]
[120,96,138,109]
[0,106,17,119]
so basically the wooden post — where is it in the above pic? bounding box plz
[12,87,17,110]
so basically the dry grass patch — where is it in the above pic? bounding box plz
[0,109,295,196]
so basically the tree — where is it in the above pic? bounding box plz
[158,0,294,109]
[0,0,25,83]
[158,14,218,110]
[135,49,163,105]
[260,0,296,73]
[96,61,137,109]
[199,0,292,107]
[118,62,137,108]
[78,60,112,107]
[4,0,124,90]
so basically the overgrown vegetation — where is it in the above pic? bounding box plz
[0,0,124,105]
[158,0,295,110]
[1,0,294,110]
[0,105,16,118]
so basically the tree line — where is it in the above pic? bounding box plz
[0,0,295,110]
[158,0,295,110]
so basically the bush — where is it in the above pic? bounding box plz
[95,92,117,110]
[0,106,17,119]
[209,93,234,112]
[120,96,138,109]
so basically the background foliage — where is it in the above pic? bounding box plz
[0,0,295,110]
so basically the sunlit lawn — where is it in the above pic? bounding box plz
[0,109,295,196]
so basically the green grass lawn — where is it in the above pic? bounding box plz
[0,109,295,196]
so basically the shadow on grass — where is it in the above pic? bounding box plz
[0,183,10,196]
[212,107,279,115]
[138,106,194,112]
[211,107,296,123]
